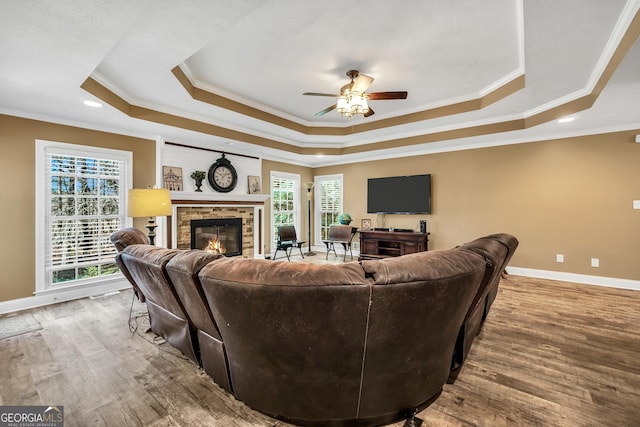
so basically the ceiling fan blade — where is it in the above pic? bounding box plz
[367,91,408,100]
[351,74,374,94]
[315,104,337,116]
[303,92,338,97]
[364,107,375,117]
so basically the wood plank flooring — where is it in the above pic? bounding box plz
[1,259,639,426]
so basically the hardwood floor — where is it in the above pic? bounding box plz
[1,256,639,426]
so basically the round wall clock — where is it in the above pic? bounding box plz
[207,154,238,193]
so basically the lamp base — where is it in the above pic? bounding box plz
[144,218,158,245]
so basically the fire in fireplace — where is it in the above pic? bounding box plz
[191,218,243,257]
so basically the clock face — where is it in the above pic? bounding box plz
[214,166,234,188]
[208,156,238,192]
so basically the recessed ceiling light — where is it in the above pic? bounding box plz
[557,117,575,123]
[83,100,102,108]
[316,154,324,158]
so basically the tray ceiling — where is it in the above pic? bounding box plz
[1,0,639,166]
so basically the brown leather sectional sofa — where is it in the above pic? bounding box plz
[110,229,518,426]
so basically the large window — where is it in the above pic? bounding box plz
[271,171,301,248]
[315,174,343,241]
[36,140,131,293]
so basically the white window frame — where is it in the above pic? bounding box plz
[35,140,133,295]
[314,174,343,243]
[270,171,301,248]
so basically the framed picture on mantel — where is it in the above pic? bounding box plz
[163,166,183,191]
[361,219,372,231]
[248,175,262,194]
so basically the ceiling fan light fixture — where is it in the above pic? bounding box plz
[336,92,370,118]
[304,69,405,119]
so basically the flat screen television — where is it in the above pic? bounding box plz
[367,174,431,214]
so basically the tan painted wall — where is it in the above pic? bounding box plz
[0,114,156,302]
[2,113,638,303]
[313,131,640,280]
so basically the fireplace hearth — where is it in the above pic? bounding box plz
[191,218,243,257]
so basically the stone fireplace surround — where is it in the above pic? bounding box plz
[168,192,268,258]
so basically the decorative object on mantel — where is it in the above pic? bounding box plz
[208,154,238,193]
[163,166,183,191]
[248,175,261,194]
[190,170,206,192]
[361,218,372,231]
[128,187,172,245]
[338,213,352,225]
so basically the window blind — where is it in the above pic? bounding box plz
[270,173,300,247]
[45,152,127,285]
[317,176,343,240]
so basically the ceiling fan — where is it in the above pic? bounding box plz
[303,69,408,118]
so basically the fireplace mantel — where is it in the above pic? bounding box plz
[170,191,269,204]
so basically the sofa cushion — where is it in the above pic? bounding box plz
[166,250,225,340]
[458,233,519,308]
[361,248,486,285]
[120,245,185,318]
[200,257,368,287]
[110,227,148,252]
[358,249,488,420]
[198,258,371,423]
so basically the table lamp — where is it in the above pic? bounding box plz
[128,188,172,245]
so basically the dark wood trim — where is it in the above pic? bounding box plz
[258,208,263,255]
[165,141,260,160]
[171,199,265,205]
[166,215,173,248]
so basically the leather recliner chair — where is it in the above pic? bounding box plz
[110,227,149,301]
[118,245,199,364]
[165,251,233,393]
[449,233,519,381]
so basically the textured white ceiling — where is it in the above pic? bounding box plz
[1,0,639,166]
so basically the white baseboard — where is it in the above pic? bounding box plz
[507,267,640,291]
[0,278,132,315]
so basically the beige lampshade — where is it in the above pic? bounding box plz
[128,188,172,217]
[305,182,314,199]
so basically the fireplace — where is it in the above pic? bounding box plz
[191,218,243,257]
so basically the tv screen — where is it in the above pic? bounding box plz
[367,174,431,214]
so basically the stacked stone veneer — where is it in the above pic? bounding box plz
[175,206,254,257]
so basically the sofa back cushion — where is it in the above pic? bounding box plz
[458,233,519,307]
[470,233,519,273]
[459,233,517,271]
[198,258,371,422]
[165,251,224,340]
[358,249,488,419]
[110,227,148,252]
[119,245,185,318]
